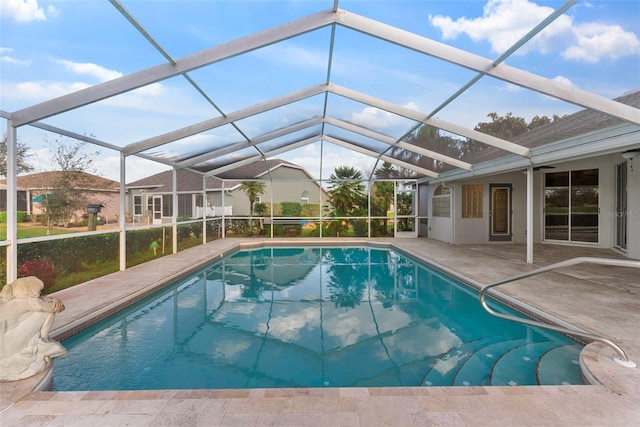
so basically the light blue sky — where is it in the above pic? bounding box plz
[1,0,639,181]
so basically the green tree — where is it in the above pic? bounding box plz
[398,124,464,172]
[38,137,101,234]
[239,180,266,236]
[393,113,567,170]
[327,166,365,216]
[373,162,396,234]
[254,202,269,233]
[0,135,34,177]
[326,166,366,236]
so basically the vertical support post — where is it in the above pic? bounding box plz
[119,153,127,271]
[269,182,274,239]
[5,120,18,283]
[202,175,207,245]
[172,168,178,254]
[526,165,534,264]
[367,179,371,238]
[270,180,274,239]
[221,181,226,239]
[393,181,398,237]
[319,140,324,239]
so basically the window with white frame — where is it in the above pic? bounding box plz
[432,184,451,217]
[133,195,142,216]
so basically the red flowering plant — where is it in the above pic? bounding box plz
[17,258,59,292]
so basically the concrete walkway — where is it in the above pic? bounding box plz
[1,238,639,426]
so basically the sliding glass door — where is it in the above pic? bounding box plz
[615,162,627,251]
[544,169,598,243]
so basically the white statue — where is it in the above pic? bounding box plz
[0,276,67,381]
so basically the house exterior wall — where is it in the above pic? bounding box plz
[425,184,453,243]
[452,171,526,245]
[426,153,639,259]
[228,168,327,216]
[30,190,119,223]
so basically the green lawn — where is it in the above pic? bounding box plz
[0,222,84,240]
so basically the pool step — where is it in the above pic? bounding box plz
[423,337,584,387]
[536,343,583,385]
[490,341,565,386]
[452,338,528,386]
[421,336,509,386]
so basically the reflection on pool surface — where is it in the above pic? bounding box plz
[54,246,583,390]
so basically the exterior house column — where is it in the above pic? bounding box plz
[526,165,534,264]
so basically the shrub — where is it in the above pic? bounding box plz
[17,211,29,222]
[0,211,29,222]
[18,258,59,291]
[281,202,302,217]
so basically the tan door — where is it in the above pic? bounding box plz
[490,184,512,241]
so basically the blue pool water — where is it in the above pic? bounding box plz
[53,246,583,390]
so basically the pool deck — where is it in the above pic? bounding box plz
[2,238,639,426]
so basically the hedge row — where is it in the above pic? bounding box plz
[0,211,30,223]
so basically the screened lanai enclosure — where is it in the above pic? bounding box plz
[1,0,639,287]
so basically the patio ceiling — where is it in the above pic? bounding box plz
[4,0,640,182]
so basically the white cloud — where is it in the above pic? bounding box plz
[1,52,30,65]
[46,4,59,19]
[0,0,50,22]
[552,75,573,86]
[55,59,123,83]
[12,80,90,100]
[429,0,567,54]
[429,0,639,62]
[563,23,640,63]
[351,102,419,132]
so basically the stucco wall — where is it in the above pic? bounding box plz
[452,172,527,245]
[227,167,326,216]
[425,153,638,259]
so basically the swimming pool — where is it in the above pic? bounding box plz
[53,246,583,390]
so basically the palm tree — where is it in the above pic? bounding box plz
[374,162,397,235]
[240,181,266,236]
[254,202,269,233]
[326,166,366,236]
[327,166,365,216]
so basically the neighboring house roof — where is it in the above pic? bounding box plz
[126,168,225,193]
[512,89,640,149]
[0,171,120,191]
[463,89,640,166]
[216,159,301,180]
[127,159,308,193]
